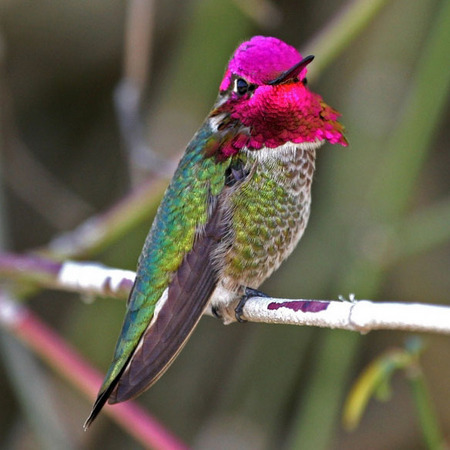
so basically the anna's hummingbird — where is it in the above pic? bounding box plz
[84,36,347,428]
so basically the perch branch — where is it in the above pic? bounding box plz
[1,252,449,335]
[241,295,450,335]
[0,252,134,299]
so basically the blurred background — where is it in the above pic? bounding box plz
[0,0,449,448]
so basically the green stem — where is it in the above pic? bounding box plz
[408,366,445,450]
[304,0,391,81]
[368,0,450,221]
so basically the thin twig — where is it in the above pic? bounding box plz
[0,290,187,450]
[42,175,169,260]
[116,0,173,178]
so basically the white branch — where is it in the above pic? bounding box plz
[2,253,449,335]
[240,296,450,335]
[57,261,450,335]
[57,261,136,298]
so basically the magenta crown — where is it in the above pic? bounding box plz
[208,36,347,160]
[220,36,309,90]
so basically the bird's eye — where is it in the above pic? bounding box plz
[235,78,249,95]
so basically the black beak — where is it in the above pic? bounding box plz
[268,55,314,85]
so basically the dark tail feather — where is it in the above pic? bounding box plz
[83,366,126,430]
[83,192,228,427]
[107,194,227,404]
[83,393,108,430]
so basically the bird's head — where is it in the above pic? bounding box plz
[205,36,347,161]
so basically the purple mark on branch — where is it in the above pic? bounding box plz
[268,300,330,313]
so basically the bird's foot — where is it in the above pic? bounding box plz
[235,287,269,323]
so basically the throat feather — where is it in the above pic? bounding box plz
[206,116,324,163]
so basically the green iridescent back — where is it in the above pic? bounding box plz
[99,123,229,392]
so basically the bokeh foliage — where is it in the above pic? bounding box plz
[0,0,449,448]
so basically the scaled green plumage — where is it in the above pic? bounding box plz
[98,123,229,395]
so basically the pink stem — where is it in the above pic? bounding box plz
[1,294,187,450]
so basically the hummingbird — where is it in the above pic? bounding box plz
[84,36,347,428]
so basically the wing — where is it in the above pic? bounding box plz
[109,195,227,403]
[84,125,236,428]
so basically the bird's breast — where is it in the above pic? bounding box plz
[217,140,321,294]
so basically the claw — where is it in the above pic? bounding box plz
[211,305,222,319]
[235,287,268,322]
